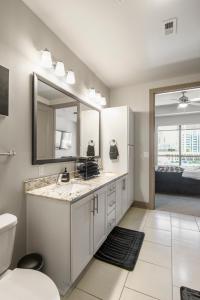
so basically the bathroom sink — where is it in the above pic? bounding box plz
[55,182,90,195]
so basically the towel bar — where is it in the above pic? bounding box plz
[0,150,16,156]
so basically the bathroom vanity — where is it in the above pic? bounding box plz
[26,172,130,295]
[28,73,135,295]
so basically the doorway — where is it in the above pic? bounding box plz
[149,81,200,215]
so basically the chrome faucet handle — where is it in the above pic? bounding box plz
[56,173,62,185]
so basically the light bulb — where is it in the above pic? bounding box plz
[100,96,107,106]
[41,49,52,68]
[178,102,188,108]
[95,92,102,105]
[66,70,76,85]
[89,88,96,98]
[55,61,65,77]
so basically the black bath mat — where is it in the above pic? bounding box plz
[94,226,145,271]
[181,286,200,300]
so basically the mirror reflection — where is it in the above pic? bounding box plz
[33,75,100,164]
[80,103,100,157]
[37,79,78,160]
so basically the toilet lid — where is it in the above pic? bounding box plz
[0,269,60,300]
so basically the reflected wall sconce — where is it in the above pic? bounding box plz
[101,96,106,106]
[66,70,76,85]
[88,88,107,106]
[89,88,96,98]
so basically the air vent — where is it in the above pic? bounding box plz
[163,18,177,36]
[115,0,125,4]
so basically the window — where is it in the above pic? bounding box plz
[157,124,200,166]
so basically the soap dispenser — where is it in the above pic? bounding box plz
[61,168,70,183]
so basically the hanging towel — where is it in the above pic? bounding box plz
[87,144,95,156]
[109,144,119,160]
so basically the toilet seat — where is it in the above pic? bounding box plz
[0,268,60,300]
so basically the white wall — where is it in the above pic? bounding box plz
[110,73,200,203]
[0,0,109,265]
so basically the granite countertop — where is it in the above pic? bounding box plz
[26,172,127,203]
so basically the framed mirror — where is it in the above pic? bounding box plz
[32,73,100,164]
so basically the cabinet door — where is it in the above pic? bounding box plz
[128,108,134,146]
[128,146,134,208]
[93,187,107,253]
[116,179,122,223]
[102,106,128,173]
[71,194,93,282]
[121,176,128,216]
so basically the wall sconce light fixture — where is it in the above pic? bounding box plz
[54,61,66,77]
[41,48,53,69]
[66,70,76,85]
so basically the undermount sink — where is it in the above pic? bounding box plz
[55,182,90,195]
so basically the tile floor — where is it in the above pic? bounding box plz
[62,207,200,300]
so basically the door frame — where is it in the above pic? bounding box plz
[149,81,200,210]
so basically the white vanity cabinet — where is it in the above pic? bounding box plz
[26,174,129,296]
[71,193,94,283]
[102,106,135,205]
[71,186,107,282]
[93,187,107,252]
[121,175,128,216]
[116,178,123,223]
[106,182,116,233]
[26,195,71,295]
[115,175,128,222]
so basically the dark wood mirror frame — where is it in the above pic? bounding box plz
[32,73,101,165]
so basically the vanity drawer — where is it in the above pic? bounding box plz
[107,209,116,233]
[107,182,116,195]
[107,192,116,215]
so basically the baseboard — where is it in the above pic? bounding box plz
[133,201,151,209]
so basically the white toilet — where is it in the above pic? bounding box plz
[0,213,60,300]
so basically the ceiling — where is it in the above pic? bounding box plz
[22,0,200,87]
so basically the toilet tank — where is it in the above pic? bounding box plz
[0,214,17,275]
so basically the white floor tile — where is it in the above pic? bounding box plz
[63,208,200,300]
[63,289,99,300]
[119,208,147,231]
[77,259,128,300]
[120,287,157,300]
[139,241,171,268]
[172,227,200,248]
[173,286,180,300]
[145,214,171,231]
[144,227,171,246]
[125,260,172,300]
[171,216,199,231]
[171,213,196,220]
[173,241,200,290]
[173,240,200,263]
[150,210,171,220]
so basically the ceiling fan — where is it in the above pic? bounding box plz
[169,91,200,108]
